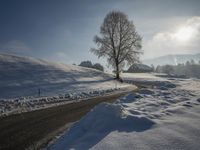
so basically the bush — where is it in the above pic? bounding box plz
[79,61,104,72]
[79,61,93,68]
[93,63,104,71]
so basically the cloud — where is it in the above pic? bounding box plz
[143,16,200,59]
[0,40,31,54]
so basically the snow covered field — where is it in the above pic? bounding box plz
[0,53,129,99]
[0,53,131,116]
[48,73,200,150]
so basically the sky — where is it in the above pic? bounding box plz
[0,0,200,66]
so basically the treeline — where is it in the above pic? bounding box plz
[155,60,200,78]
[79,60,104,72]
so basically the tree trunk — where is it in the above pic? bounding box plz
[116,62,120,79]
[116,72,119,79]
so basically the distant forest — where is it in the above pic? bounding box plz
[155,60,200,78]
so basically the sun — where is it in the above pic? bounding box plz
[174,26,194,42]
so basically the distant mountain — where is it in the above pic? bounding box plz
[0,53,113,99]
[143,53,200,66]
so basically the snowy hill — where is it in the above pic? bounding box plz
[143,53,200,66]
[0,53,125,99]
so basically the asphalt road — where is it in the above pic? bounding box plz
[0,87,136,150]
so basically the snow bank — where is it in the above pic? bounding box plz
[0,88,123,116]
[48,75,200,150]
[49,96,155,150]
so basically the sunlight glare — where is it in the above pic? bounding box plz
[174,26,194,42]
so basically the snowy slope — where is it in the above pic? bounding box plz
[48,74,200,150]
[0,53,127,99]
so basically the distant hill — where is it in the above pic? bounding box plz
[126,64,153,73]
[143,53,200,66]
[0,53,114,99]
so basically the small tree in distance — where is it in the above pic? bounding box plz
[79,61,104,72]
[93,63,104,72]
[79,61,93,68]
[91,11,142,79]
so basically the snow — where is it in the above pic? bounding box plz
[121,73,164,80]
[0,53,129,99]
[0,88,125,116]
[48,102,155,150]
[0,53,133,116]
[48,73,200,150]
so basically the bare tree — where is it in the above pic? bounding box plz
[91,11,142,79]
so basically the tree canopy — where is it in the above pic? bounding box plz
[91,11,142,79]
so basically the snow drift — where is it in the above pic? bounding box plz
[48,75,200,150]
[49,97,155,150]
